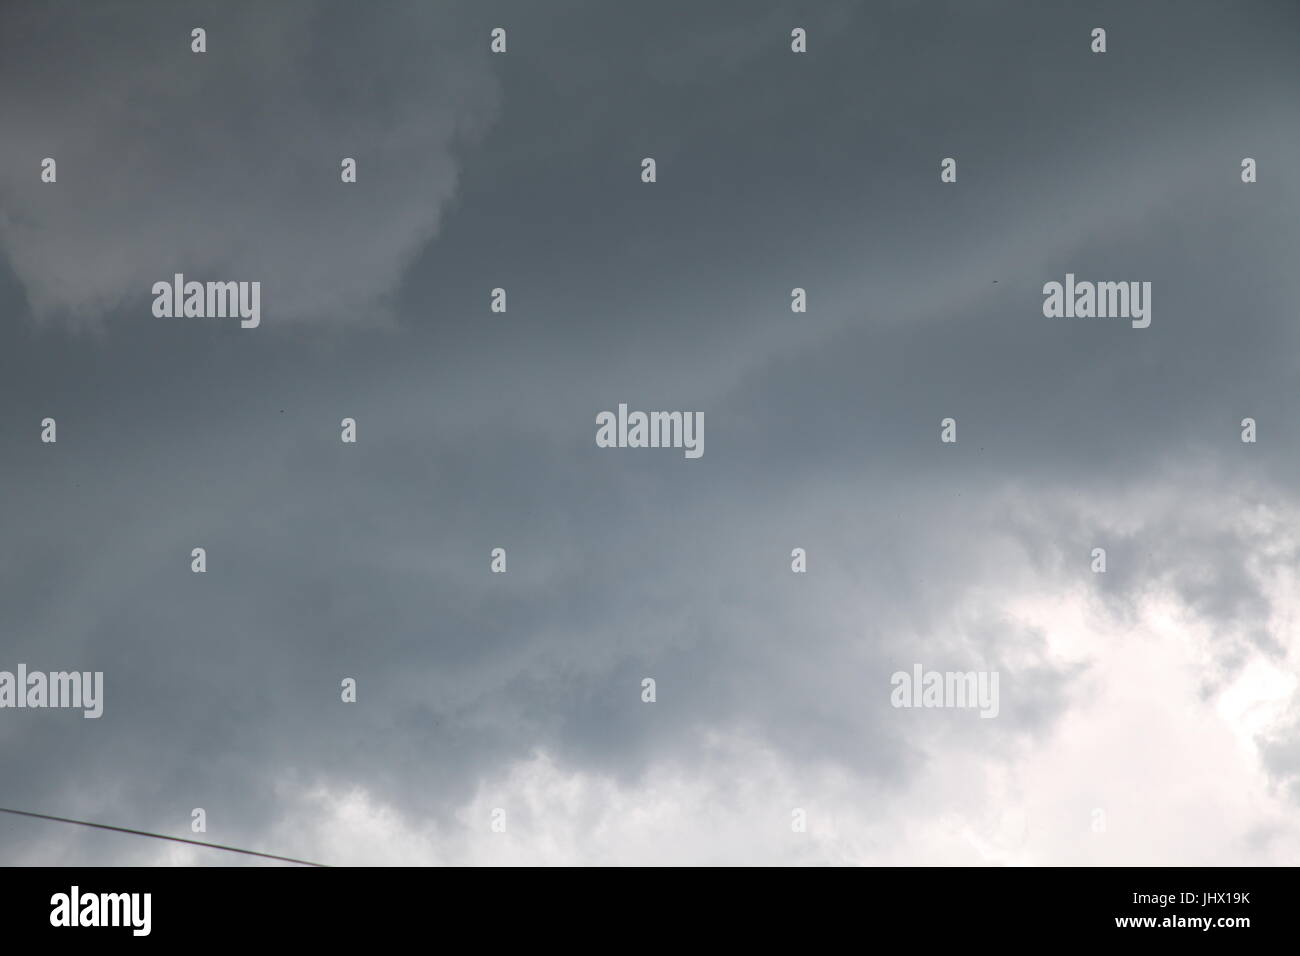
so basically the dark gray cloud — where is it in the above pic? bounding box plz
[2,0,1299,865]
[0,0,498,325]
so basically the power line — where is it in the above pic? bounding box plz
[0,806,328,867]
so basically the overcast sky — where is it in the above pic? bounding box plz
[2,0,1299,865]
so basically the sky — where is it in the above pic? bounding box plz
[1,0,1299,866]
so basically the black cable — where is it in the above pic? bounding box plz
[0,806,328,867]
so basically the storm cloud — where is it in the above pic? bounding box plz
[1,0,1298,866]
